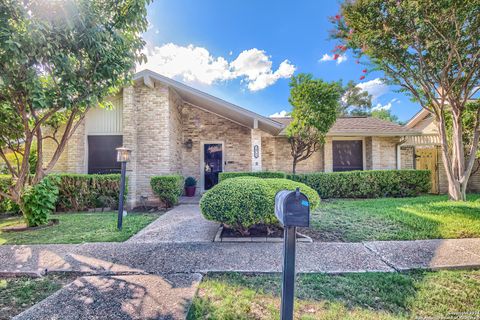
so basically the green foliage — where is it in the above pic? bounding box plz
[184,176,198,187]
[150,175,184,208]
[0,175,18,214]
[287,73,341,173]
[218,171,286,182]
[48,174,123,212]
[200,177,320,233]
[0,0,150,202]
[21,177,59,227]
[339,80,373,116]
[371,109,400,124]
[288,170,431,198]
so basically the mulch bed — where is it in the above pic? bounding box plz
[1,219,59,233]
[221,224,284,238]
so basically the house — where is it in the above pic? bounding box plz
[45,69,480,207]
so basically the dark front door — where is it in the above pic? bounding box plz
[332,140,363,171]
[204,143,223,190]
[88,135,123,174]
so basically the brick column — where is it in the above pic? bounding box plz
[251,129,262,172]
[324,137,333,172]
[67,119,86,173]
[122,86,138,209]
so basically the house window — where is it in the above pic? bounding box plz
[332,140,363,171]
[87,135,123,174]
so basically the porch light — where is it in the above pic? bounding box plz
[184,139,193,150]
[116,147,131,162]
[116,146,131,231]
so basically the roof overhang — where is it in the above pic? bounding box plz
[326,131,421,137]
[405,108,430,129]
[133,69,285,135]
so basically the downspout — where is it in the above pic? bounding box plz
[396,137,407,170]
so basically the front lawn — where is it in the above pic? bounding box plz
[188,270,480,320]
[301,194,480,242]
[0,212,159,245]
[0,275,75,320]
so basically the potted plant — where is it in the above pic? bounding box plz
[184,176,197,197]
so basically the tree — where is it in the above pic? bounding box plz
[332,0,480,200]
[371,108,400,123]
[339,80,373,116]
[0,0,150,220]
[287,74,340,174]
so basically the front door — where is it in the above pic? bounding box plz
[203,143,223,190]
[415,148,439,193]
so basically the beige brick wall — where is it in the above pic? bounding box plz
[180,104,252,187]
[400,146,415,169]
[370,137,398,170]
[169,88,183,174]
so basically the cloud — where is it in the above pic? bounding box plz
[372,102,393,111]
[139,44,295,91]
[270,110,290,117]
[356,78,389,101]
[319,53,347,64]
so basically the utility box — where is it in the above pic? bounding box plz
[275,188,310,228]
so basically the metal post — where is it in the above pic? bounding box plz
[117,161,126,230]
[281,225,297,320]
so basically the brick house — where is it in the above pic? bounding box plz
[47,69,480,207]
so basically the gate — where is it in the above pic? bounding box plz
[415,148,439,193]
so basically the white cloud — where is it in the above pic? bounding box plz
[139,44,295,91]
[356,78,389,101]
[372,102,393,111]
[270,110,290,117]
[319,53,347,64]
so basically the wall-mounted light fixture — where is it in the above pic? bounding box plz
[184,139,193,150]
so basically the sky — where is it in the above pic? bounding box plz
[139,0,421,122]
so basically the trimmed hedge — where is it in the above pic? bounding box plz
[200,177,320,233]
[150,175,183,208]
[287,170,431,198]
[218,171,286,182]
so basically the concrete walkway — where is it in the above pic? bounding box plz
[127,205,219,243]
[3,204,480,319]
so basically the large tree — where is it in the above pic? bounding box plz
[287,74,340,174]
[339,80,373,116]
[0,0,150,212]
[333,0,480,200]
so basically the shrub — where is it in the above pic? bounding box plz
[200,177,320,233]
[151,175,183,208]
[0,175,20,214]
[287,170,431,198]
[185,176,197,187]
[219,171,286,182]
[48,174,123,212]
[21,176,59,227]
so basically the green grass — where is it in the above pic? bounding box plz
[301,194,480,242]
[0,212,159,245]
[188,270,480,320]
[0,275,74,320]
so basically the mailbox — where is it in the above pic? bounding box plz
[275,188,310,227]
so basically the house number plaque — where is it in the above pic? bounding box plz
[253,145,259,158]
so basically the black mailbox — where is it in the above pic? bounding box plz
[275,188,310,227]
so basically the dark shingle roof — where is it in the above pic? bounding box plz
[271,116,419,136]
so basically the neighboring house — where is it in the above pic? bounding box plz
[44,70,480,207]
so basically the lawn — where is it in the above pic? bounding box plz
[0,275,75,320]
[300,194,480,242]
[0,212,159,245]
[188,270,480,320]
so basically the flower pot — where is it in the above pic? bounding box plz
[185,186,196,197]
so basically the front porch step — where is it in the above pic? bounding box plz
[179,195,202,205]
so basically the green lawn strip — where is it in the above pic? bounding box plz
[305,194,480,242]
[0,212,159,245]
[0,275,75,320]
[188,270,480,320]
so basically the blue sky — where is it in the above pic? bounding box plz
[140,0,421,122]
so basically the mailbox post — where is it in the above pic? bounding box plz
[275,188,310,320]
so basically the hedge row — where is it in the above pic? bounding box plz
[0,175,18,213]
[150,175,183,208]
[48,174,123,212]
[200,177,320,233]
[219,171,286,182]
[288,170,431,198]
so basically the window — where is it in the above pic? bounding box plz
[332,140,363,171]
[87,135,123,174]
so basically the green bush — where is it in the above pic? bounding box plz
[150,175,183,208]
[287,170,431,198]
[185,176,197,187]
[200,177,320,233]
[218,171,286,182]
[21,176,59,227]
[48,174,123,212]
